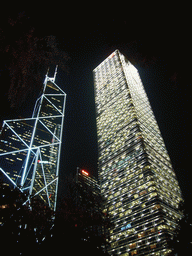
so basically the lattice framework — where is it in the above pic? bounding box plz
[0,68,66,211]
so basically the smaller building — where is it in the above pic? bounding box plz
[76,168,100,203]
[75,168,102,227]
[75,168,111,253]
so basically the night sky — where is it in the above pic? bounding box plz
[0,7,191,203]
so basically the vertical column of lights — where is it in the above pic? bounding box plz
[93,50,183,256]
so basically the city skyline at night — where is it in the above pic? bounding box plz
[0,10,190,205]
[94,50,183,255]
[0,9,190,256]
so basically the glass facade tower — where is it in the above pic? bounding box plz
[93,50,182,256]
[0,69,66,211]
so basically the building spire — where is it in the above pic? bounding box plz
[46,67,50,76]
[46,65,58,83]
[53,65,58,82]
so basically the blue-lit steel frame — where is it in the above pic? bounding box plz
[0,67,66,211]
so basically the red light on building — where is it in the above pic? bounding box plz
[109,52,115,58]
[81,170,89,176]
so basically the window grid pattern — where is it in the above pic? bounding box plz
[93,50,182,256]
[0,72,66,211]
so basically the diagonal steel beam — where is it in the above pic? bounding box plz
[5,122,32,150]
[38,120,60,142]
[0,167,23,192]
[43,95,63,115]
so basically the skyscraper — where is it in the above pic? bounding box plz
[93,50,182,256]
[0,68,66,211]
[75,168,102,233]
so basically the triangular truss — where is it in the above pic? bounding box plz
[0,68,66,211]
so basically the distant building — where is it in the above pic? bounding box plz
[75,168,101,227]
[75,168,110,252]
[76,167,100,203]
[93,50,183,256]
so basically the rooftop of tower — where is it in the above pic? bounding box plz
[93,49,120,72]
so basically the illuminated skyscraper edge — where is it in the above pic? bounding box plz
[93,50,182,256]
[0,67,66,211]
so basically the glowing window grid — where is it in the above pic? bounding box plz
[0,69,66,211]
[93,50,182,256]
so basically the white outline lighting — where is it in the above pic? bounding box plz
[0,67,66,211]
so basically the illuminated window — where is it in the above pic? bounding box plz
[129,243,137,249]
[131,250,137,256]
[94,50,183,256]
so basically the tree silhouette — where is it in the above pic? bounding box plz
[167,199,192,255]
[0,11,69,108]
[0,183,54,256]
[54,177,112,255]
[0,175,113,255]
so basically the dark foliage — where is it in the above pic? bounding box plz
[0,183,54,256]
[0,11,69,108]
[54,177,112,255]
[0,177,112,255]
[167,199,192,255]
